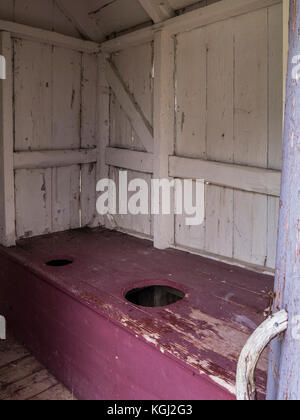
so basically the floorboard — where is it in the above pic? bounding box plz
[0,334,76,401]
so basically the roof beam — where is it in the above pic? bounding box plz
[102,0,280,53]
[55,0,106,42]
[137,0,175,23]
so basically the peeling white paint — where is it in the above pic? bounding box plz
[143,334,159,345]
[209,375,236,396]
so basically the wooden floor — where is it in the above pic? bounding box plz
[0,334,76,400]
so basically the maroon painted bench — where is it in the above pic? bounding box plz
[0,228,273,400]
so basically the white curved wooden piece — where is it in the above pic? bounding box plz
[236,310,288,400]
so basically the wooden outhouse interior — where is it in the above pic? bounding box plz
[0,0,286,400]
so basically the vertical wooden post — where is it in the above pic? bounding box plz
[153,29,175,249]
[267,0,300,400]
[0,31,15,247]
[96,52,111,229]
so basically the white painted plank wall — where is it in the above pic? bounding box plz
[110,43,154,152]
[174,4,283,269]
[232,9,269,266]
[13,35,99,239]
[107,42,155,237]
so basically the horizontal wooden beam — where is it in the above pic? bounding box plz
[105,60,154,153]
[101,0,280,53]
[169,156,281,197]
[0,19,100,53]
[106,147,153,173]
[14,149,97,170]
[101,27,153,54]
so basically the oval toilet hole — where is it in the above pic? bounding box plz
[45,259,73,267]
[125,285,185,308]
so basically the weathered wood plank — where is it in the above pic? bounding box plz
[30,383,76,400]
[0,369,58,400]
[0,19,99,52]
[81,163,97,227]
[204,19,235,259]
[106,148,153,174]
[0,32,15,246]
[0,336,30,369]
[81,53,98,149]
[105,60,154,153]
[233,8,268,168]
[95,53,110,229]
[233,8,269,268]
[175,181,206,252]
[14,149,97,170]
[52,46,81,150]
[206,19,234,163]
[169,156,281,197]
[80,51,98,227]
[110,167,152,237]
[0,356,43,387]
[15,169,52,239]
[110,43,153,153]
[205,185,234,259]
[175,27,207,159]
[14,38,52,152]
[233,191,268,267]
[51,165,80,232]
[81,51,98,227]
[153,30,175,249]
[0,333,75,401]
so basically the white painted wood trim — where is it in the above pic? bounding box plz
[153,30,175,249]
[138,0,175,23]
[14,149,97,170]
[106,147,153,173]
[0,32,15,247]
[101,0,280,53]
[105,59,154,153]
[169,156,282,197]
[0,19,100,53]
[236,310,288,400]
